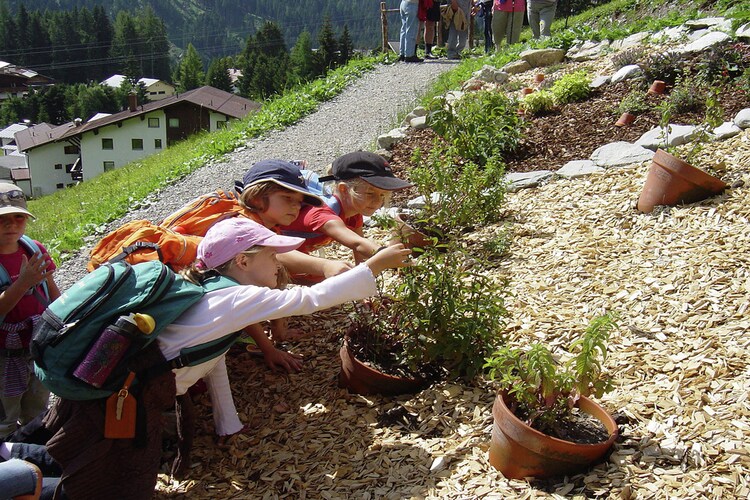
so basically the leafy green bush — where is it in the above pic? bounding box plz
[521,90,556,116]
[616,89,650,115]
[484,313,618,434]
[407,142,507,235]
[641,50,684,85]
[428,90,521,165]
[550,70,592,105]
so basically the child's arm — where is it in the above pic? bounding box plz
[243,323,303,373]
[320,219,382,262]
[0,252,49,317]
[277,250,352,277]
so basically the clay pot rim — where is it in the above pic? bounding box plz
[494,392,619,450]
[341,331,425,384]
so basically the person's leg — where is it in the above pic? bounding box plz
[0,459,40,498]
[0,393,22,438]
[492,10,509,52]
[527,3,541,39]
[484,11,493,53]
[455,26,468,56]
[446,24,458,58]
[399,0,409,58]
[403,1,420,57]
[508,10,524,44]
[19,373,49,428]
[10,443,62,476]
[425,21,436,57]
[538,2,557,37]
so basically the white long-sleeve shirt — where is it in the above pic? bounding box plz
[157,263,377,435]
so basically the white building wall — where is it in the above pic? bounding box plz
[145,81,175,101]
[26,143,80,197]
[80,111,167,180]
[209,112,230,132]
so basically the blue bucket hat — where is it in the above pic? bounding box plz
[235,159,323,206]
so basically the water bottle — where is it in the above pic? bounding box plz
[73,313,155,388]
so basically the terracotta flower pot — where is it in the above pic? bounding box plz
[637,149,728,213]
[534,73,545,83]
[338,335,425,396]
[388,212,435,250]
[648,80,666,95]
[488,393,618,479]
[521,87,534,95]
[615,112,635,127]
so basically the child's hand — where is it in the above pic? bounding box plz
[264,348,303,373]
[321,260,353,278]
[365,244,413,276]
[18,252,49,289]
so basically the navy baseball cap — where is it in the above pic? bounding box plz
[318,152,413,191]
[235,159,323,206]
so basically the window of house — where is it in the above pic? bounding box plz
[56,183,64,189]
[149,91,157,96]
[154,139,162,149]
[148,117,159,128]
[132,138,143,150]
[102,138,113,150]
[216,121,227,129]
[65,164,74,173]
[103,161,115,172]
[158,91,165,95]
[168,118,179,128]
[64,145,79,154]
[54,164,62,170]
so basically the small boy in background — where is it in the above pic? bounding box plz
[0,183,61,438]
[279,151,413,282]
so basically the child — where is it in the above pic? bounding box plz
[279,151,413,282]
[0,183,60,439]
[41,218,412,498]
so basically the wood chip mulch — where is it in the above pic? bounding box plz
[156,58,750,499]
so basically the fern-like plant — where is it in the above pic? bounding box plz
[484,313,617,435]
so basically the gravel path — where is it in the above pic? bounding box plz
[55,59,458,289]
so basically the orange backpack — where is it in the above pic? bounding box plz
[87,220,204,272]
[159,190,246,237]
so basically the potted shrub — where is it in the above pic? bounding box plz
[339,245,509,395]
[483,313,619,479]
[614,88,650,127]
[637,79,728,213]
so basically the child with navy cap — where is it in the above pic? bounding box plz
[279,151,413,282]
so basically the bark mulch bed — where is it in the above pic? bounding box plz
[155,59,750,499]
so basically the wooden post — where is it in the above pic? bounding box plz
[381,2,389,53]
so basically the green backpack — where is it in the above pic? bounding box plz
[32,260,240,400]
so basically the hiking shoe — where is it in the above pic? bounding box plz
[404,55,424,63]
[424,52,437,59]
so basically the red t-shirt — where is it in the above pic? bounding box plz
[0,241,56,324]
[280,199,363,255]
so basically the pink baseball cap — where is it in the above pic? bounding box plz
[197,218,304,269]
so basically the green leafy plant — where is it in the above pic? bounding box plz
[641,50,685,85]
[484,313,617,435]
[428,90,521,165]
[550,70,592,105]
[406,142,506,237]
[616,88,650,116]
[348,245,509,380]
[521,90,556,116]
[611,46,646,70]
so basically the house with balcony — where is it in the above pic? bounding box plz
[0,61,54,100]
[101,74,176,101]
[14,86,261,198]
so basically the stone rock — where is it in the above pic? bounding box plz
[651,26,688,43]
[712,121,741,140]
[590,142,654,168]
[501,59,532,74]
[377,127,408,150]
[444,90,464,105]
[677,31,732,54]
[519,48,566,67]
[409,115,428,129]
[373,149,392,161]
[611,64,643,83]
[411,106,428,117]
[557,160,604,178]
[567,40,610,61]
[611,32,650,51]
[461,77,485,91]
[737,23,750,41]
[684,17,731,32]
[505,170,553,192]
[472,65,509,84]
[734,108,750,128]
[590,75,611,89]
[635,124,699,150]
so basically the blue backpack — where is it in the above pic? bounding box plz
[0,235,51,323]
[32,260,241,400]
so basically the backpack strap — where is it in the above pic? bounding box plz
[167,332,242,369]
[108,241,164,264]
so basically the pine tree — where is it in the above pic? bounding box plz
[140,7,171,81]
[238,22,289,99]
[290,30,315,83]
[338,25,354,67]
[205,57,233,92]
[110,11,138,76]
[91,6,113,81]
[176,43,205,92]
[0,2,18,65]
[316,17,338,74]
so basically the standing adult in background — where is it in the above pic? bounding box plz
[492,0,525,50]
[472,0,495,54]
[400,0,423,62]
[527,0,557,39]
[445,0,471,60]
[420,0,441,59]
